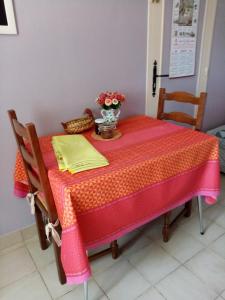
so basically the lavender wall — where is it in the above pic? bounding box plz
[202,0,225,131]
[0,0,148,235]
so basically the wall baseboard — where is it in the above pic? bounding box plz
[0,223,36,253]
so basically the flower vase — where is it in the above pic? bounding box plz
[101,108,120,124]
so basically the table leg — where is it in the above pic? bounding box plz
[162,212,171,242]
[197,196,204,235]
[184,200,192,217]
[111,240,119,259]
[84,280,88,300]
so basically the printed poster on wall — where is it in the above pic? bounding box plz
[169,0,200,78]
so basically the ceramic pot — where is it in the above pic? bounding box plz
[101,108,120,123]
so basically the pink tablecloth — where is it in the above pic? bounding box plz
[14,116,220,284]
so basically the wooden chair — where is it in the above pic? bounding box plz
[8,109,119,285]
[157,88,207,242]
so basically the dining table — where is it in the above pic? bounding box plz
[13,115,220,285]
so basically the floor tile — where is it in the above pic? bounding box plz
[142,208,196,242]
[88,244,110,257]
[210,234,225,260]
[220,174,225,190]
[157,228,204,263]
[0,272,51,300]
[91,252,124,275]
[0,247,36,289]
[179,216,225,245]
[156,266,217,300]
[21,224,38,242]
[204,204,225,221]
[221,290,225,299]
[119,229,152,258]
[0,243,25,256]
[171,203,198,221]
[128,244,180,285]
[141,217,164,241]
[185,249,225,294]
[2,175,225,300]
[40,262,74,299]
[94,260,150,300]
[136,287,165,300]
[215,211,225,229]
[217,189,225,206]
[57,279,104,300]
[0,231,24,254]
[26,238,54,269]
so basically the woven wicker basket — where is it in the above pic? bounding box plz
[61,108,94,134]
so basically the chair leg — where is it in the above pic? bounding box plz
[111,240,119,259]
[34,206,48,250]
[163,212,171,242]
[197,196,204,235]
[84,280,88,300]
[52,240,66,284]
[184,200,192,217]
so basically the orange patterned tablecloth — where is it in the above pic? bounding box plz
[14,115,220,284]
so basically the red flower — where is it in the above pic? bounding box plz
[96,91,125,108]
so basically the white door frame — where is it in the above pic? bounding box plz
[195,0,218,95]
[145,0,218,117]
[145,0,165,117]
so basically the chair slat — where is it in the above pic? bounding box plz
[27,169,43,192]
[162,112,196,126]
[20,145,36,167]
[12,119,28,139]
[157,88,207,131]
[165,91,200,104]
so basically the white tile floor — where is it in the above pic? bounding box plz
[1,175,225,300]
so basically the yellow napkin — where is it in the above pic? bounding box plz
[52,135,109,173]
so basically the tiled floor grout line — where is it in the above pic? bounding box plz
[215,296,225,300]
[134,285,167,300]
[218,287,225,299]
[155,222,225,265]
[151,221,225,298]
[120,217,225,298]
[215,219,225,230]
[0,243,25,257]
[0,238,37,291]
[142,246,221,299]
[1,190,225,299]
[24,241,54,300]
[157,239,204,265]
[0,270,37,292]
[93,255,151,298]
[182,262,221,299]
[92,277,110,299]
[37,267,55,300]
[127,245,181,287]
[154,285,168,300]
[54,287,76,300]
[178,221,225,247]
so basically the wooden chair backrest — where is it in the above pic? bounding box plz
[8,110,57,221]
[157,88,207,131]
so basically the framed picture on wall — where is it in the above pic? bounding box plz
[0,0,17,34]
